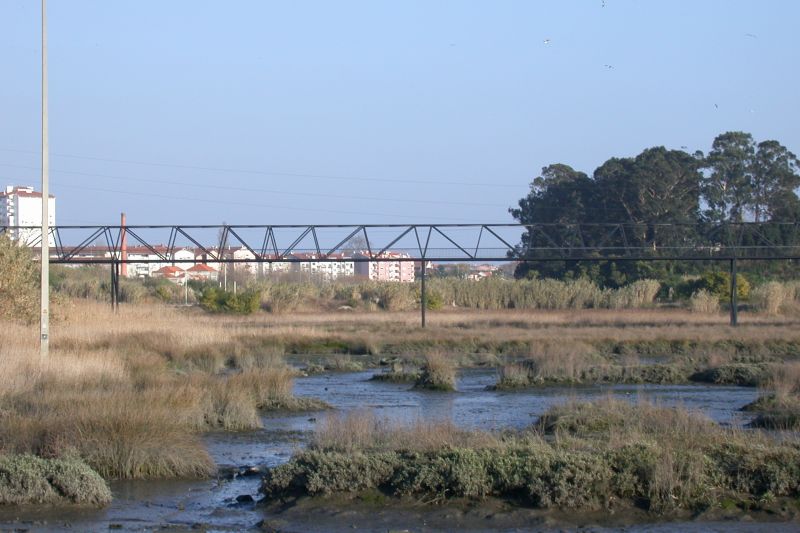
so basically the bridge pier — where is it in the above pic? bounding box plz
[420,260,426,328]
[729,257,738,327]
[110,261,120,312]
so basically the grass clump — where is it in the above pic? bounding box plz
[262,399,800,514]
[688,363,770,387]
[689,289,720,314]
[413,352,457,391]
[745,362,800,429]
[0,454,111,505]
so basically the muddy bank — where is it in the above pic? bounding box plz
[259,492,800,533]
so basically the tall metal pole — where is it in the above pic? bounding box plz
[39,0,50,358]
[420,261,427,328]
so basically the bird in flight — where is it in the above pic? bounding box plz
[604,64,614,69]
[543,38,551,44]
[714,103,719,109]
[745,33,758,38]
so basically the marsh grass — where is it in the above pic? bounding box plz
[690,289,720,314]
[414,351,457,391]
[2,299,799,479]
[263,399,799,514]
[312,410,498,454]
[0,304,312,480]
[747,362,800,429]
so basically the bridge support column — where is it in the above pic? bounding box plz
[110,261,120,312]
[420,260,426,328]
[729,258,738,327]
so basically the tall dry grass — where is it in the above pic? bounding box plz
[750,281,800,316]
[526,340,597,382]
[0,304,301,480]
[768,361,800,404]
[312,410,497,453]
[689,289,720,314]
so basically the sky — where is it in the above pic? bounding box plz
[1,0,798,230]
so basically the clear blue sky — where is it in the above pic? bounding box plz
[1,0,798,226]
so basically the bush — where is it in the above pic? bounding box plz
[199,287,260,314]
[691,271,750,303]
[0,235,38,323]
[0,454,111,505]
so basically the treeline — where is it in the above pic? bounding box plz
[511,131,800,284]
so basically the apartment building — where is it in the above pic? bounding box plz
[0,185,56,246]
[297,253,355,281]
[354,251,415,282]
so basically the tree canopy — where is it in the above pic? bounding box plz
[511,132,800,283]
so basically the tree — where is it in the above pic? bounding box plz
[593,146,703,247]
[750,140,800,222]
[510,164,594,225]
[702,131,756,223]
[0,235,38,323]
[509,164,596,279]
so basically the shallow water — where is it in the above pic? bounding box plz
[0,369,769,531]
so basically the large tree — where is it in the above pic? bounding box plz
[509,164,594,225]
[702,132,758,223]
[750,140,800,222]
[593,146,703,248]
[509,164,596,279]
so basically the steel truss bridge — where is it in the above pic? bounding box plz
[3,222,799,326]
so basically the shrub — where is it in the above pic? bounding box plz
[0,235,38,323]
[200,287,260,314]
[0,454,111,505]
[692,270,750,302]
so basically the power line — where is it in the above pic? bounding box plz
[0,162,511,209]
[0,147,524,189]
[46,182,485,223]
[0,161,640,216]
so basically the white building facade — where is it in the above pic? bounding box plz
[0,185,56,246]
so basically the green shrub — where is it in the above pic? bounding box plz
[199,287,260,314]
[0,454,111,505]
[691,271,750,302]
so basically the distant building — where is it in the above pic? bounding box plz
[297,253,355,281]
[152,265,187,285]
[0,185,56,246]
[355,251,415,282]
[187,263,219,282]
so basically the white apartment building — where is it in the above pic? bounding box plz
[297,253,355,281]
[0,185,56,246]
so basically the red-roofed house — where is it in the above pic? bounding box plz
[152,265,187,285]
[187,263,218,282]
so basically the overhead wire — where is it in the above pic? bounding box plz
[0,162,511,209]
[0,147,524,188]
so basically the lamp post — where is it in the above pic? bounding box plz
[40,0,50,358]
